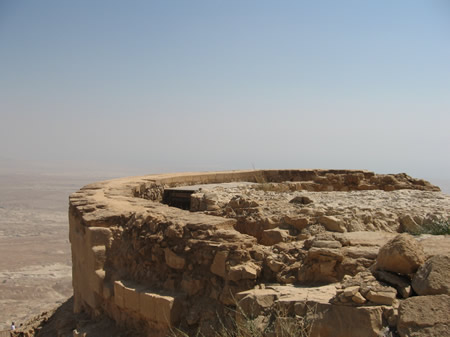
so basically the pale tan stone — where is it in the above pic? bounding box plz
[344,286,360,297]
[140,291,181,325]
[366,290,396,305]
[397,294,450,337]
[319,215,346,233]
[164,248,185,270]
[352,292,366,304]
[114,281,125,309]
[412,255,450,295]
[377,233,426,275]
[228,262,261,282]
[123,284,140,312]
[210,250,228,278]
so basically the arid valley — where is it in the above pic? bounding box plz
[0,173,113,331]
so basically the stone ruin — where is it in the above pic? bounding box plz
[68,169,450,337]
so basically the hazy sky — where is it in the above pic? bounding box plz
[1,1,449,181]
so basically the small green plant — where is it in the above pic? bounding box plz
[170,298,316,337]
[408,219,450,236]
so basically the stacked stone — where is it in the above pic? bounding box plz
[333,271,397,306]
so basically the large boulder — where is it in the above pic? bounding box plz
[412,255,450,295]
[376,234,426,275]
[310,304,384,337]
[397,294,450,337]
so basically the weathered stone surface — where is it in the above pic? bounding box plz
[310,304,384,337]
[352,292,366,304]
[228,262,261,282]
[343,286,360,297]
[377,234,426,275]
[210,250,228,278]
[412,255,450,295]
[312,240,342,249]
[365,290,396,305]
[400,214,421,233]
[140,291,182,326]
[260,228,289,246]
[67,169,448,336]
[236,289,278,317]
[373,270,412,298]
[164,248,185,270]
[283,215,309,230]
[332,271,398,307]
[319,215,346,233]
[265,256,284,273]
[397,294,450,337]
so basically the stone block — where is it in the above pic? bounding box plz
[140,292,181,325]
[366,290,396,305]
[412,255,450,296]
[310,304,384,337]
[164,248,185,270]
[376,234,425,275]
[89,269,105,295]
[123,284,140,312]
[91,246,106,270]
[283,215,309,230]
[319,216,346,233]
[397,294,450,337]
[260,228,289,246]
[114,281,125,309]
[344,286,360,297]
[86,227,112,247]
[352,292,366,304]
[237,289,277,317]
[228,262,261,282]
[210,250,228,278]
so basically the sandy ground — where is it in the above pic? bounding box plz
[0,174,111,331]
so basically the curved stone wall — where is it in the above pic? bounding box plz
[68,169,442,336]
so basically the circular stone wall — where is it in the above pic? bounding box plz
[68,169,448,336]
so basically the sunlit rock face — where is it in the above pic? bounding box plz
[69,169,449,337]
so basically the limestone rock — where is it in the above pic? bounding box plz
[352,292,366,304]
[260,228,289,246]
[412,255,450,295]
[312,240,342,249]
[400,214,421,233]
[164,248,186,270]
[376,234,426,275]
[228,262,261,282]
[310,304,384,337]
[365,290,396,305]
[283,215,309,230]
[332,271,397,306]
[265,257,284,273]
[210,250,228,278]
[373,270,411,298]
[397,294,450,337]
[236,289,277,317]
[319,216,346,233]
[66,169,448,336]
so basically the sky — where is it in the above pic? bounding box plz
[1,1,449,185]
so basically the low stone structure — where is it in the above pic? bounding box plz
[68,169,450,336]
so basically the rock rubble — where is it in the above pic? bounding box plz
[57,170,450,337]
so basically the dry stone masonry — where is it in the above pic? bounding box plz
[68,170,450,337]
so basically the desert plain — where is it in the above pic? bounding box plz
[0,173,113,331]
